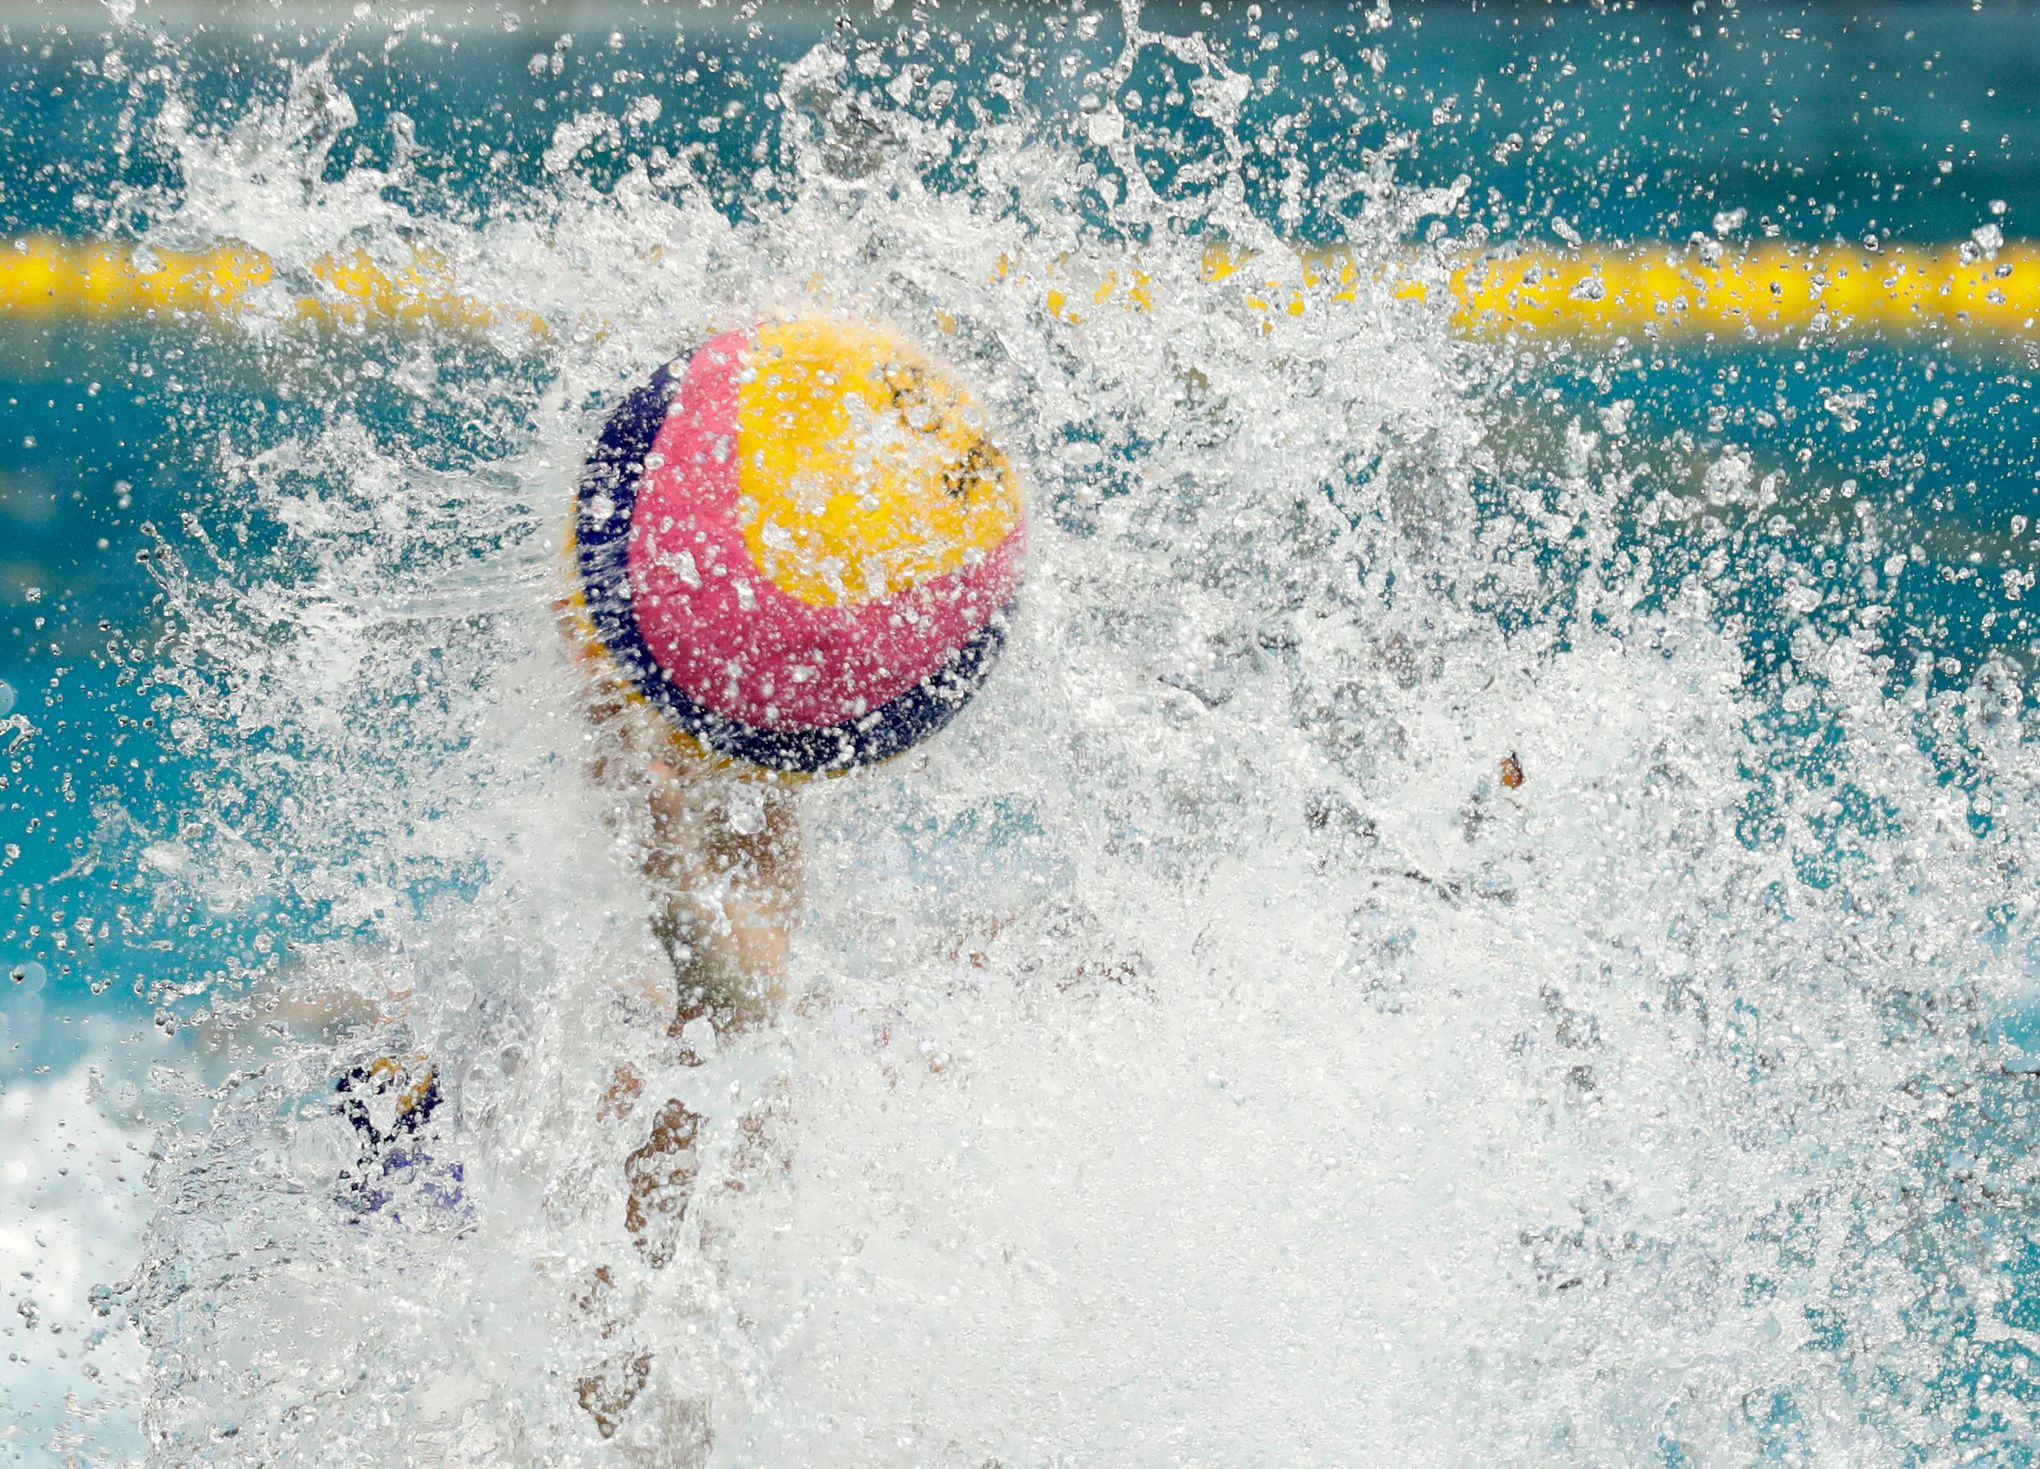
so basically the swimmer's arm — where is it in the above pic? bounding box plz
[641,760,803,1036]
[197,968,415,1055]
[563,607,803,1036]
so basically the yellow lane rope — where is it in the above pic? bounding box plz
[3,235,2038,344]
[1070,242,2040,342]
[0,238,524,333]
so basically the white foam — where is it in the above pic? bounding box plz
[88,18,2040,1467]
[0,1059,151,1464]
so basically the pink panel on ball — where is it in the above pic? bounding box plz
[625,330,1023,732]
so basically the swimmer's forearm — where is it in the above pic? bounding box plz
[646,779,803,1036]
[654,893,786,1033]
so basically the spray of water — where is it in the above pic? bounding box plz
[89,11,2040,1467]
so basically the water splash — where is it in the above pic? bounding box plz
[64,11,2040,1467]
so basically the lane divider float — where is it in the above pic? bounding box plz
[4,234,2038,345]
